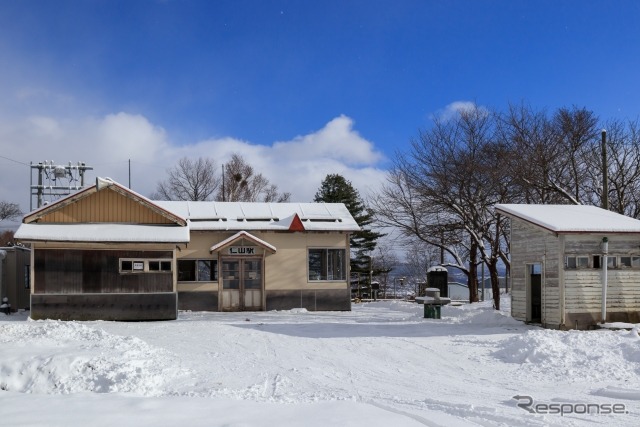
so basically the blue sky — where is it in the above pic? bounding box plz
[1,0,640,216]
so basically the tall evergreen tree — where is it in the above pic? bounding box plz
[314,174,385,280]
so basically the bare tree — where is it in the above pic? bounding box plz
[219,154,290,202]
[153,157,220,201]
[371,242,398,298]
[0,201,22,222]
[498,104,599,205]
[403,239,440,295]
[583,119,640,217]
[0,230,15,245]
[373,104,514,308]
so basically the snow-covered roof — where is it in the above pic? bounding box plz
[155,201,360,232]
[495,204,640,234]
[14,223,190,243]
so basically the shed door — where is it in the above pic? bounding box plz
[221,258,263,311]
[527,263,542,323]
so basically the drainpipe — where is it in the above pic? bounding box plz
[601,237,608,324]
[0,250,6,308]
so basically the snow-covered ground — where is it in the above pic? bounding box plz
[1,297,639,426]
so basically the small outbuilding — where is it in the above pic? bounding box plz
[15,178,359,320]
[0,245,31,312]
[496,204,640,329]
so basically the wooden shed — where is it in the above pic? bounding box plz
[496,204,640,329]
[0,245,31,312]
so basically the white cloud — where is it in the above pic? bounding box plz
[434,101,490,121]
[273,115,384,166]
[0,112,387,220]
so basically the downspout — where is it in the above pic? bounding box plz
[541,253,546,326]
[0,250,6,303]
[601,237,609,324]
[559,235,566,328]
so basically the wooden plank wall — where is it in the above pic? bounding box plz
[37,188,173,224]
[564,235,640,314]
[34,249,173,293]
[510,219,561,326]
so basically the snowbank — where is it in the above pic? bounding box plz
[0,320,188,395]
[494,328,640,383]
[1,297,639,426]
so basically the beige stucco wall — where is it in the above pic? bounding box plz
[178,230,349,292]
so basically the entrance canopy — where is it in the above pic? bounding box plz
[209,230,276,254]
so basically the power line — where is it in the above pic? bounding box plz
[0,155,29,166]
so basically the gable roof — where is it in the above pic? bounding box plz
[23,178,186,226]
[16,178,189,244]
[209,230,276,254]
[495,204,640,234]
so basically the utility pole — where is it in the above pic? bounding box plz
[222,164,226,202]
[30,161,93,210]
[481,262,485,302]
[602,129,608,210]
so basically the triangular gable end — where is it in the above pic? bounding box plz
[210,231,276,254]
[288,213,305,232]
[24,179,186,226]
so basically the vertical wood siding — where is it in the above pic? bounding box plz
[34,249,173,293]
[510,219,561,326]
[37,188,173,224]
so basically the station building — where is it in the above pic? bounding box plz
[15,178,359,320]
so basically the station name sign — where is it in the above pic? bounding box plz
[228,246,257,255]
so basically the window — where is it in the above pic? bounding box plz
[24,265,30,289]
[308,249,346,281]
[611,256,640,269]
[566,256,588,269]
[149,260,172,272]
[567,255,640,269]
[177,259,218,282]
[120,259,172,273]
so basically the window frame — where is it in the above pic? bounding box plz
[607,255,640,269]
[565,255,640,270]
[308,248,347,282]
[565,255,589,269]
[177,258,218,282]
[119,258,173,274]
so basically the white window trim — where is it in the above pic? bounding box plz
[307,248,347,282]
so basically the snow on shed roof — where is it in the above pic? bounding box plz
[154,201,360,232]
[14,223,190,243]
[495,204,640,233]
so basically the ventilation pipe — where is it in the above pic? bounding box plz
[601,237,608,324]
